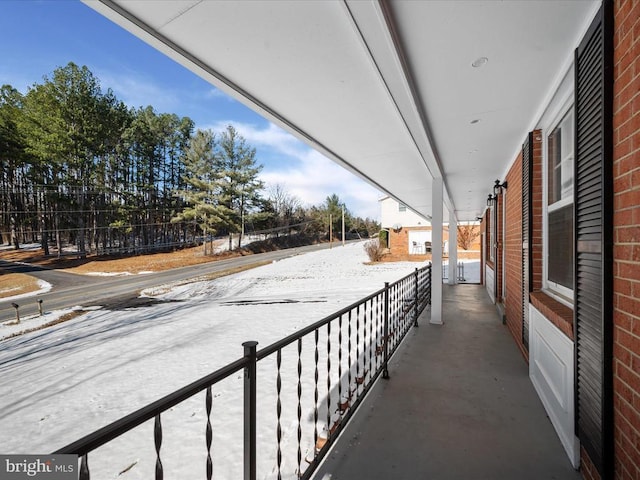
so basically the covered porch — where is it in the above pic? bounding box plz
[314,284,580,480]
[79,1,626,478]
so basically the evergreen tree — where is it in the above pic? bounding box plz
[0,85,26,249]
[173,129,233,254]
[217,125,264,249]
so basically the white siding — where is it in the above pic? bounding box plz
[380,197,430,228]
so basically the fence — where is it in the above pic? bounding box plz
[54,264,432,480]
[442,261,465,282]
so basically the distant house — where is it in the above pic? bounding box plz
[380,197,481,260]
[379,196,446,257]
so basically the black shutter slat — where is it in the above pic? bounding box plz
[578,212,602,224]
[578,204,602,217]
[573,3,613,477]
[578,169,603,188]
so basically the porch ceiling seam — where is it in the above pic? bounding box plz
[341,0,437,181]
[376,0,456,219]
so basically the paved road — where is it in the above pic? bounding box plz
[0,242,352,323]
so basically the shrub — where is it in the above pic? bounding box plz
[364,239,385,262]
[378,229,389,249]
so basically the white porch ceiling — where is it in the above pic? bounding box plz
[85,0,600,222]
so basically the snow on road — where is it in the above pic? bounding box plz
[0,242,425,479]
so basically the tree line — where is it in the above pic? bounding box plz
[0,62,379,257]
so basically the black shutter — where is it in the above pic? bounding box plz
[522,132,533,350]
[574,2,613,477]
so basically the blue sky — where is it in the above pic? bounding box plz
[0,0,382,219]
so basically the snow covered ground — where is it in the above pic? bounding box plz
[443,260,480,283]
[0,242,428,479]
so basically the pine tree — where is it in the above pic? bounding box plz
[217,125,264,249]
[173,129,233,254]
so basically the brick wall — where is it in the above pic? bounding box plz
[611,0,640,478]
[388,226,453,258]
[531,130,543,292]
[501,131,544,358]
[496,194,504,303]
[504,152,525,356]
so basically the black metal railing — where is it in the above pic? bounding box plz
[54,264,432,480]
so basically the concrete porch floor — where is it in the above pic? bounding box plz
[313,284,581,480]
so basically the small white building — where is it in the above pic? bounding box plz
[379,196,449,256]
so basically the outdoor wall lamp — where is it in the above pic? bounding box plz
[486,194,496,207]
[493,179,508,195]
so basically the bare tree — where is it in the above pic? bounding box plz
[267,184,302,233]
[457,223,481,250]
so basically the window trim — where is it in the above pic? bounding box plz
[542,96,575,304]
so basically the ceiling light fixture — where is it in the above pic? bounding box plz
[471,56,488,68]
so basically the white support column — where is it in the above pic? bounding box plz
[431,177,443,324]
[448,210,457,285]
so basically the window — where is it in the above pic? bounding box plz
[398,203,407,212]
[545,107,574,299]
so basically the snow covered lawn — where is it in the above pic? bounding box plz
[0,242,424,479]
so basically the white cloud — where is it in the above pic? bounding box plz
[204,121,382,220]
[94,69,181,111]
[262,151,382,220]
[203,120,303,158]
[205,87,234,101]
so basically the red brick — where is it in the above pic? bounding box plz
[615,403,639,449]
[615,277,634,296]
[618,292,640,315]
[615,208,635,227]
[617,154,639,176]
[617,226,640,244]
[581,445,601,480]
[632,92,640,117]
[614,309,633,331]
[616,372,635,401]
[615,171,633,193]
[618,361,640,396]
[616,80,637,111]
[617,324,640,351]
[615,342,633,368]
[620,112,640,142]
[632,168,640,188]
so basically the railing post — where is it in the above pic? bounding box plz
[413,268,419,327]
[383,282,390,379]
[429,263,432,305]
[243,341,258,480]
[11,302,19,324]
[79,453,89,480]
